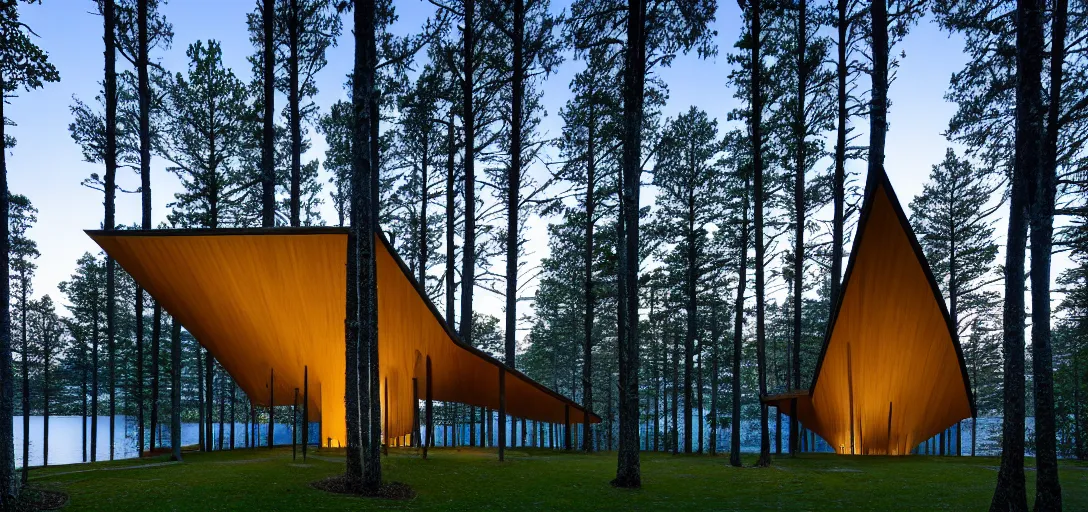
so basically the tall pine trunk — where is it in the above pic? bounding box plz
[205,349,213,451]
[289,0,302,227]
[671,333,679,455]
[104,0,119,463]
[42,347,49,467]
[684,204,696,455]
[170,318,182,461]
[988,1,1041,510]
[652,287,660,452]
[217,377,225,450]
[197,345,204,450]
[135,287,144,456]
[1031,0,1066,508]
[790,0,807,459]
[709,306,719,456]
[136,0,152,459]
[351,0,382,494]
[459,0,477,356]
[20,276,27,481]
[261,0,275,227]
[614,0,646,488]
[444,110,456,330]
[831,0,847,306]
[868,0,887,170]
[750,0,771,468]
[501,0,525,462]
[418,131,429,288]
[697,351,704,454]
[91,283,100,462]
[150,304,161,450]
[81,333,87,462]
[0,63,15,502]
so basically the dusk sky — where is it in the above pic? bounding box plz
[7,0,1037,338]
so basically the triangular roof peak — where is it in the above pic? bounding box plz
[767,166,974,455]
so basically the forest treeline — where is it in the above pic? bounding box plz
[0,0,1086,508]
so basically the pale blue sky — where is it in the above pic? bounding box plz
[8,1,1026,331]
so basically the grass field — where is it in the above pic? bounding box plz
[24,446,1088,511]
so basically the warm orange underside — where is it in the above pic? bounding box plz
[765,182,972,455]
[90,230,598,447]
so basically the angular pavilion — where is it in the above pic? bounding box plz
[763,167,974,455]
[88,228,599,448]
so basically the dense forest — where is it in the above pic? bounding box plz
[0,0,1086,507]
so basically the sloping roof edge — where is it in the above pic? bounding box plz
[806,166,976,418]
[84,226,601,424]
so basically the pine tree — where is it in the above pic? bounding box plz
[9,193,36,483]
[115,0,172,457]
[0,20,59,491]
[58,254,105,464]
[990,1,1044,509]
[651,107,724,453]
[556,50,620,452]
[272,0,341,226]
[160,41,250,229]
[28,296,62,467]
[910,149,1000,338]
[390,66,446,297]
[481,0,563,457]
[567,0,716,486]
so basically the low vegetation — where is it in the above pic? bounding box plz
[23,447,1088,511]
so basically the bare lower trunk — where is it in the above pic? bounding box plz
[205,350,213,451]
[170,318,182,462]
[150,303,161,450]
[0,69,15,502]
[197,342,204,451]
[444,111,456,330]
[136,287,144,456]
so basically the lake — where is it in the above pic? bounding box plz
[12,415,1016,467]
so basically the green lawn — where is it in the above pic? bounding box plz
[25,446,1088,511]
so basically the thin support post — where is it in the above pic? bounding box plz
[292,387,299,460]
[499,368,506,461]
[847,342,855,454]
[268,368,274,448]
[384,377,389,456]
[564,404,571,451]
[425,356,433,459]
[303,366,308,461]
[887,401,893,455]
[412,378,419,448]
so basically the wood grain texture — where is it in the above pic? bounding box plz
[88,229,600,447]
[764,178,972,455]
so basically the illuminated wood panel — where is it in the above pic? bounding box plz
[89,228,600,447]
[764,170,973,455]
